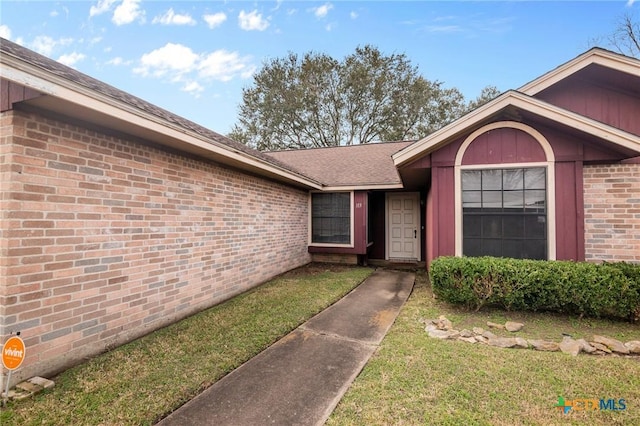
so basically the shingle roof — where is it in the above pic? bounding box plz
[0,37,308,180]
[266,141,415,188]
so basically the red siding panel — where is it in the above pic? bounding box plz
[1,78,43,112]
[434,166,456,258]
[554,162,581,260]
[462,128,546,165]
[538,79,640,137]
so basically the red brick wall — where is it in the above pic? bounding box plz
[0,109,311,385]
[583,163,640,263]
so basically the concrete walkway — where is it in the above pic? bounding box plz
[158,269,414,426]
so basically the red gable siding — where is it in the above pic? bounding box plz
[535,72,640,137]
[462,128,546,165]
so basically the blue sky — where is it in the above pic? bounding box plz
[1,1,637,134]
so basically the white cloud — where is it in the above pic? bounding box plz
[238,10,269,31]
[0,24,11,40]
[627,0,636,7]
[58,52,86,67]
[350,11,358,20]
[182,81,204,97]
[325,23,334,32]
[198,50,255,81]
[203,12,227,29]
[89,0,118,17]
[112,0,144,26]
[134,43,199,78]
[313,3,333,19]
[153,8,196,26]
[133,43,255,97]
[107,56,132,66]
[29,35,73,56]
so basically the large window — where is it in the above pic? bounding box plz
[462,167,547,259]
[311,192,351,244]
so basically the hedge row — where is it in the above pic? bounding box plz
[429,256,640,322]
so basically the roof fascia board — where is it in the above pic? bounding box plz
[320,183,405,191]
[519,49,640,95]
[393,91,640,167]
[1,57,321,190]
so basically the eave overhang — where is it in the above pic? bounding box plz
[0,52,321,190]
[393,90,640,167]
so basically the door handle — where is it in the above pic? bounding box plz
[414,230,417,239]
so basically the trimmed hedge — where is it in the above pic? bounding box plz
[429,256,640,322]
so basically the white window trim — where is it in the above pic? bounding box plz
[454,121,557,260]
[308,191,355,248]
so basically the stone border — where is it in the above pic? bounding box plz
[423,316,640,357]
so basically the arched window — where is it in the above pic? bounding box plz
[454,121,556,260]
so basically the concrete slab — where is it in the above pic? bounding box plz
[158,269,414,426]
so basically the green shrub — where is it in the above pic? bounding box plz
[429,257,640,322]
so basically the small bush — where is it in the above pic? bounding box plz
[429,257,640,322]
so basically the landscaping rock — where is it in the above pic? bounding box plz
[514,337,529,349]
[590,342,612,354]
[482,330,497,339]
[624,341,640,354]
[576,339,597,354]
[472,327,484,335]
[488,337,518,348]
[459,329,475,338]
[428,329,460,339]
[504,321,524,332]
[528,339,560,352]
[438,315,453,331]
[458,336,477,344]
[559,336,581,356]
[592,335,629,354]
[425,323,438,332]
[487,321,505,330]
[475,335,489,343]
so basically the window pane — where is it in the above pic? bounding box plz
[503,216,524,238]
[463,238,482,257]
[482,216,502,238]
[482,169,502,190]
[503,190,524,209]
[523,240,546,260]
[525,168,546,189]
[463,215,481,237]
[503,169,523,190]
[482,191,502,210]
[525,215,546,238]
[524,190,546,210]
[483,239,502,257]
[462,190,482,208]
[503,240,524,258]
[311,193,351,244]
[462,170,481,190]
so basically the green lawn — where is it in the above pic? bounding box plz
[4,265,638,425]
[1,264,373,426]
[327,270,640,426]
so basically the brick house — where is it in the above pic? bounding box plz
[1,39,639,385]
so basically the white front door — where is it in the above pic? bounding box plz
[387,193,420,261]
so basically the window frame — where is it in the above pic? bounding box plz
[308,191,355,247]
[461,166,548,259]
[453,121,557,260]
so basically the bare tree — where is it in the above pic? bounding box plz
[608,11,640,58]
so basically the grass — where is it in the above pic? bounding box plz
[327,269,640,426]
[0,264,373,426]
